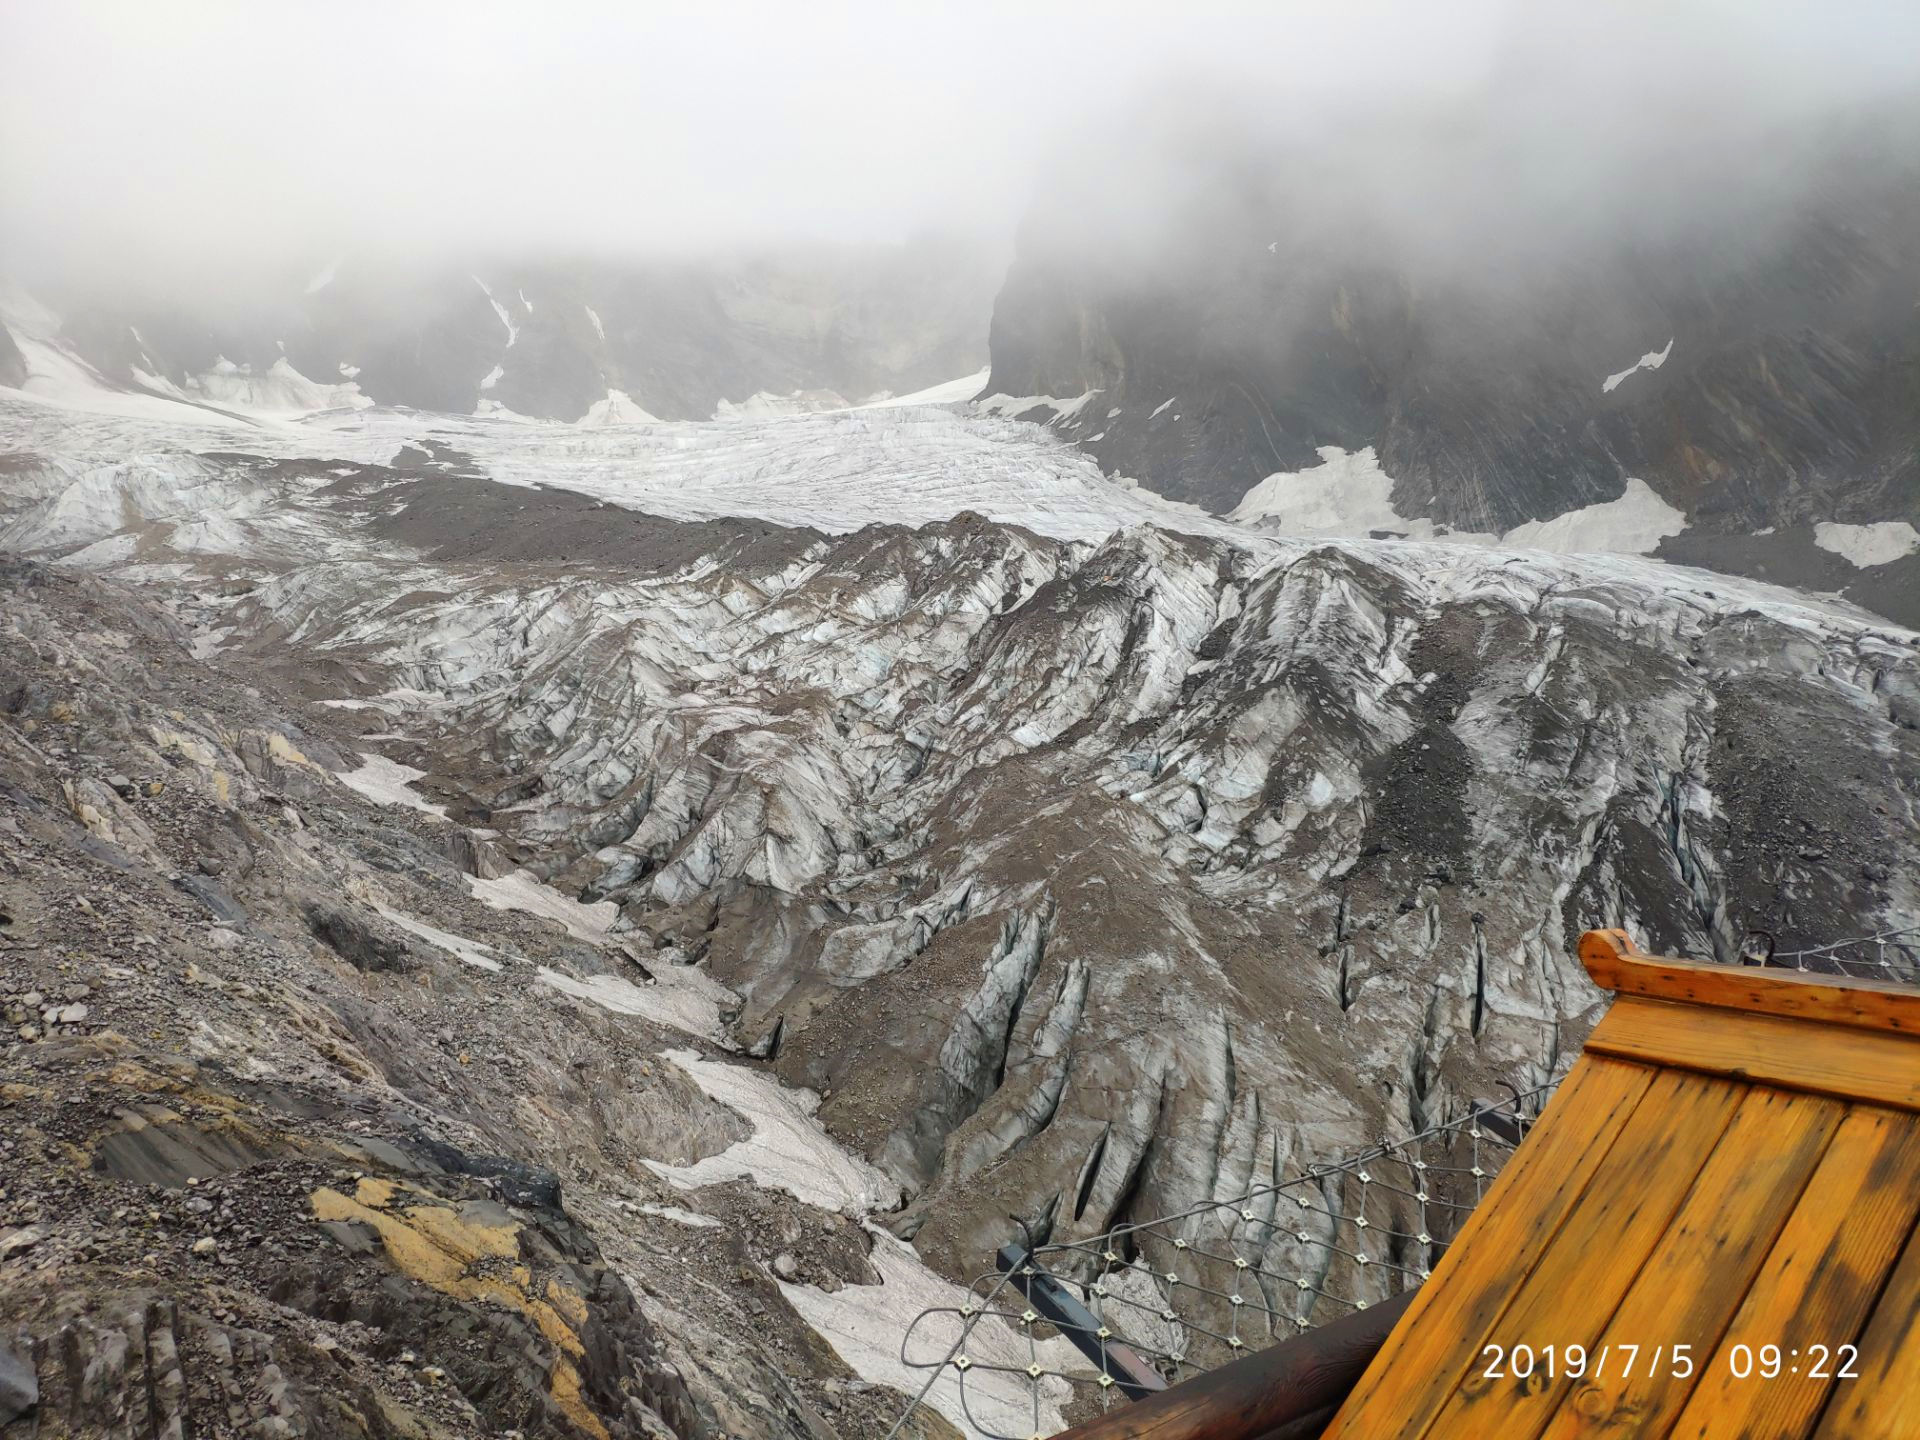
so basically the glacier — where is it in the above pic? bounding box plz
[3,368,1917,1440]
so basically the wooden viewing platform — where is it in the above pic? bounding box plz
[1056,929,1920,1440]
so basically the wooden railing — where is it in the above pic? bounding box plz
[1051,1290,1413,1440]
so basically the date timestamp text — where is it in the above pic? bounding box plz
[1479,1342,1860,1381]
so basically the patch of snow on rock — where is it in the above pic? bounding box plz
[472,276,518,346]
[371,903,504,972]
[644,1049,901,1212]
[1502,478,1686,554]
[630,1202,720,1229]
[1602,337,1674,394]
[533,964,733,1044]
[976,387,1101,421]
[468,869,618,941]
[333,753,448,817]
[1230,446,1447,538]
[1236,452,1687,556]
[1813,521,1920,568]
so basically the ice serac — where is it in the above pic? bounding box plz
[409,525,1918,1280]
[174,355,371,414]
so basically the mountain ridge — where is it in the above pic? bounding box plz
[4,233,1000,426]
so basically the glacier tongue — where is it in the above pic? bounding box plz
[2,386,1236,544]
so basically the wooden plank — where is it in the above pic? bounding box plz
[1666,1105,1920,1440]
[1318,1056,1657,1440]
[1419,1070,1746,1440]
[1530,1086,1842,1440]
[1810,1187,1920,1440]
[1584,998,1920,1110]
[1580,930,1920,1036]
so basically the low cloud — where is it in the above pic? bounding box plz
[3,1,1916,301]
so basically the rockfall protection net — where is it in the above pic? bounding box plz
[886,1082,1556,1440]
[1767,923,1920,978]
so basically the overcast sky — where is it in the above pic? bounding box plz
[4,1,1918,295]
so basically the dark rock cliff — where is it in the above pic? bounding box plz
[985,106,1920,545]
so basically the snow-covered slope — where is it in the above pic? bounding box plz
[0,290,257,425]
[855,365,991,409]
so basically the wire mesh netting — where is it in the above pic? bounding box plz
[887,1083,1557,1439]
[1765,924,1920,979]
